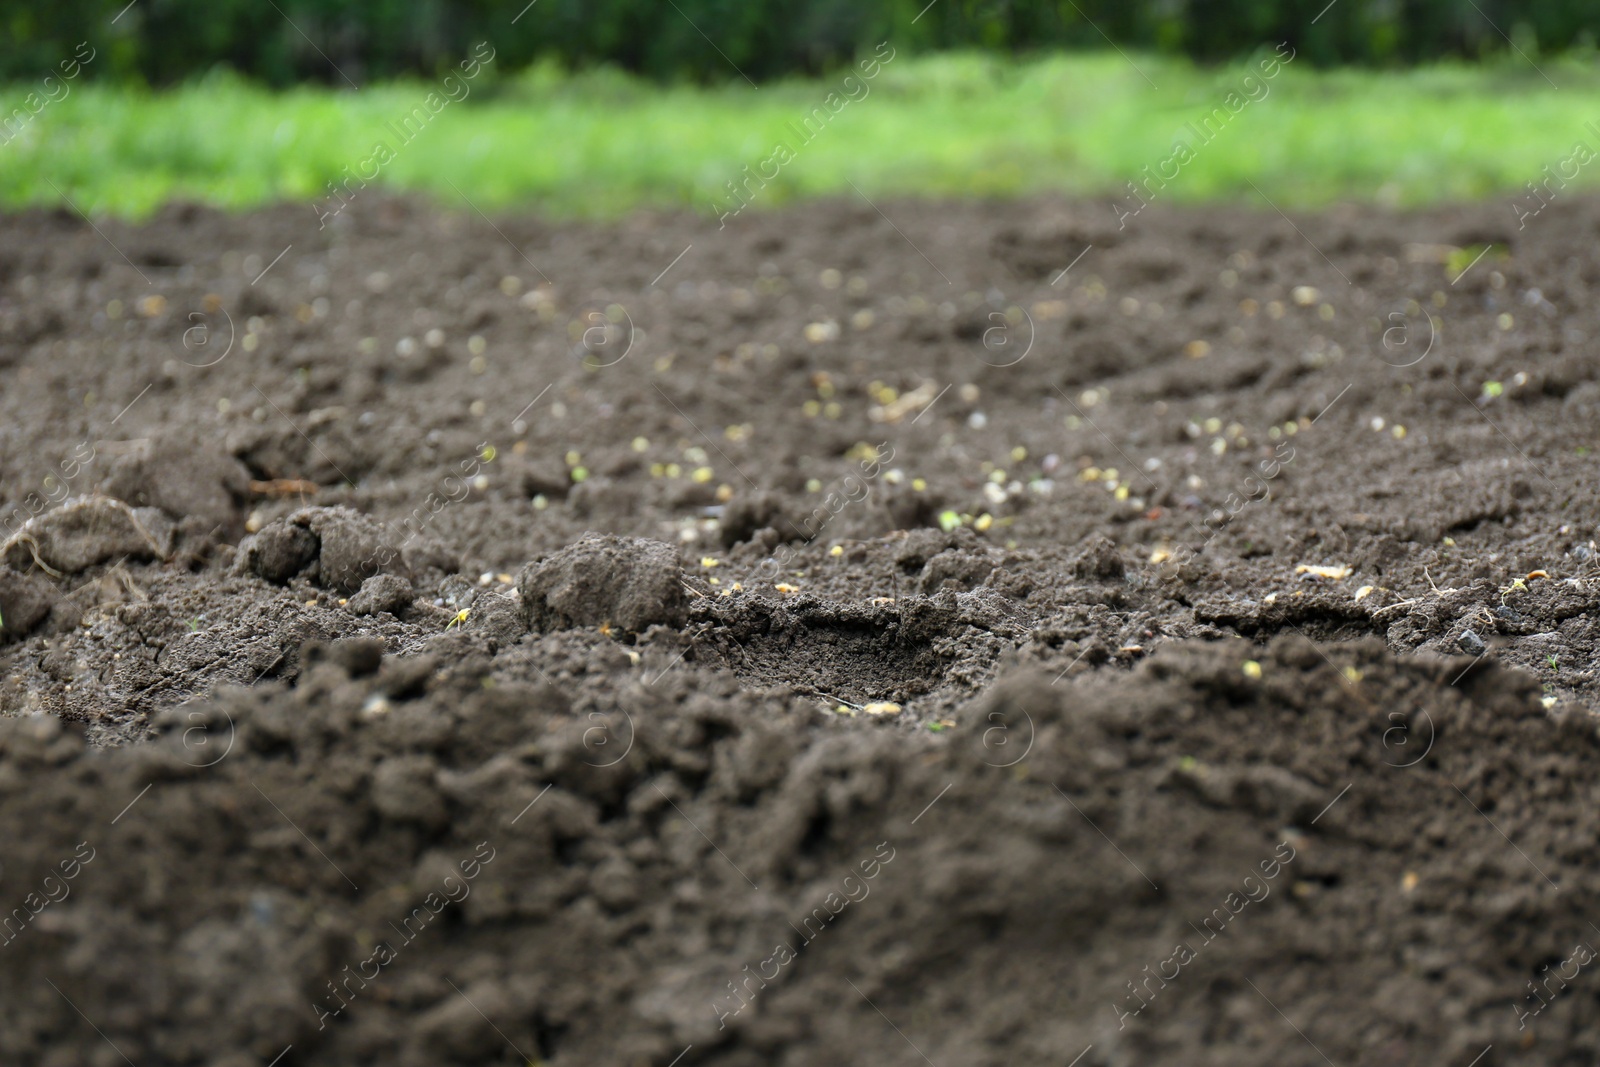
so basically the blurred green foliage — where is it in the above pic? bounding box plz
[8,53,1600,219]
[3,0,1599,85]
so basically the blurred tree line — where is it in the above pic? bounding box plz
[4,0,1597,85]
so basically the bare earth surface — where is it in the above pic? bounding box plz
[0,191,1597,1065]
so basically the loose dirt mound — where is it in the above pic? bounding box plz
[0,638,1585,1067]
[0,192,1597,1064]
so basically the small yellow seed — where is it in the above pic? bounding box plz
[1296,564,1352,581]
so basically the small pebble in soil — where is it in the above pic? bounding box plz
[1457,629,1488,656]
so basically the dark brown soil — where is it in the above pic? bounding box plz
[0,190,1597,1066]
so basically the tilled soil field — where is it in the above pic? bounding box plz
[0,191,1598,1066]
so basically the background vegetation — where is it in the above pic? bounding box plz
[6,51,1599,220]
[4,0,1599,86]
[6,1,1599,220]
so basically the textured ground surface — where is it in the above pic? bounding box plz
[0,191,1597,1065]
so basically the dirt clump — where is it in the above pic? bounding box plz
[0,496,172,575]
[100,434,252,535]
[0,566,53,638]
[519,534,689,634]
[346,572,416,617]
[238,506,412,593]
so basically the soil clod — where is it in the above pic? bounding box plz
[347,573,414,617]
[519,534,688,634]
